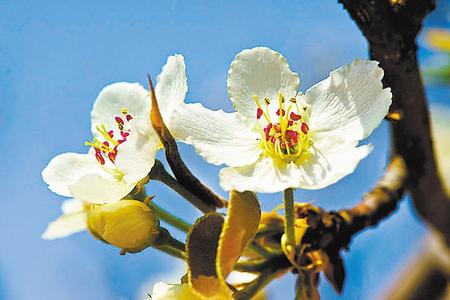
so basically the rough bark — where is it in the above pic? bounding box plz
[339,0,450,245]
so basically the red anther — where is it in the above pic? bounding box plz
[288,120,294,126]
[276,109,286,116]
[290,112,301,121]
[108,151,117,163]
[301,123,309,134]
[273,123,281,132]
[95,152,105,165]
[121,131,130,138]
[256,108,263,119]
[117,139,126,144]
[103,141,110,147]
[264,123,273,141]
[271,136,276,143]
[115,116,124,125]
[108,130,114,138]
[126,114,133,121]
[285,130,297,139]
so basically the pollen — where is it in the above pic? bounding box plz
[253,93,311,163]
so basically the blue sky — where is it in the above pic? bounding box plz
[0,1,449,299]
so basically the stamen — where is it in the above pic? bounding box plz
[256,108,263,119]
[115,117,124,125]
[96,125,119,146]
[95,151,105,165]
[276,109,286,116]
[253,95,271,123]
[301,123,309,135]
[278,92,286,141]
[290,112,301,121]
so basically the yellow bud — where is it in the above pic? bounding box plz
[87,200,160,253]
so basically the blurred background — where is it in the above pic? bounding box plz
[1,1,449,299]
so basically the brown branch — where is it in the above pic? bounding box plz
[148,75,227,210]
[235,157,408,294]
[296,156,408,254]
[337,155,407,239]
[338,0,450,245]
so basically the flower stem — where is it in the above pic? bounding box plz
[149,160,214,214]
[283,188,296,249]
[235,269,277,300]
[249,242,274,259]
[152,227,186,260]
[148,201,191,233]
[153,245,185,260]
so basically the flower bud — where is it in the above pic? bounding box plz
[87,200,160,253]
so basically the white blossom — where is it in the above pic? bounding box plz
[172,47,392,192]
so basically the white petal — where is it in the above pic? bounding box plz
[171,103,262,167]
[151,282,201,300]
[219,157,302,193]
[42,211,86,240]
[155,54,188,125]
[42,153,104,197]
[61,198,84,214]
[219,138,372,192]
[296,138,373,190]
[68,174,133,204]
[305,59,392,141]
[91,82,151,137]
[227,47,300,120]
[114,128,159,184]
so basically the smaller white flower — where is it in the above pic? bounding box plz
[151,282,202,300]
[150,272,261,300]
[42,198,87,240]
[42,55,188,204]
[172,47,392,192]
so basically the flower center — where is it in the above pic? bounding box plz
[253,93,311,163]
[85,108,133,178]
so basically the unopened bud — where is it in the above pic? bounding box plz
[87,200,160,253]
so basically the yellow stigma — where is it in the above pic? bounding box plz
[87,200,160,253]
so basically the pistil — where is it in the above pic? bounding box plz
[254,93,311,163]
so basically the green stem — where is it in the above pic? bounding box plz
[149,201,191,233]
[152,227,186,260]
[235,269,277,300]
[235,253,291,273]
[283,188,296,249]
[153,245,185,260]
[249,242,274,259]
[149,160,213,213]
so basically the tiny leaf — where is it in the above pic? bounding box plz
[187,213,230,298]
[217,191,261,280]
[323,254,345,294]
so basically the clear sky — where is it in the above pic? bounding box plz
[1,1,449,299]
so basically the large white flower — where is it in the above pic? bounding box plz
[172,47,392,192]
[42,55,188,204]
